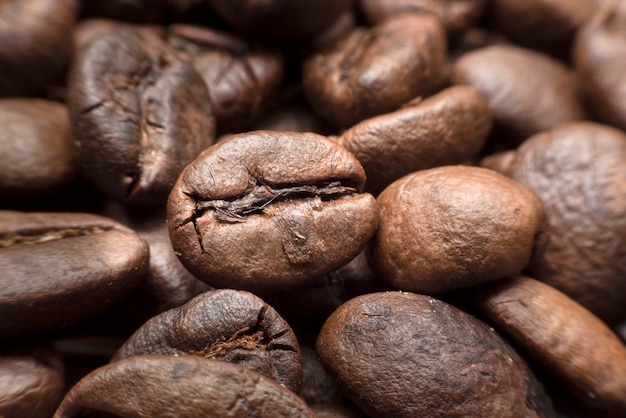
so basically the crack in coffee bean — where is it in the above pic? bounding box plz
[0,226,109,248]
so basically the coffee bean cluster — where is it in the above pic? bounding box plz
[1,1,625,417]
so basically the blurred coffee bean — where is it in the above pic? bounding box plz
[112,289,302,392]
[336,85,492,195]
[303,13,447,127]
[508,122,626,324]
[372,166,546,294]
[0,0,76,97]
[452,44,586,148]
[79,0,205,24]
[167,131,378,293]
[0,99,75,200]
[54,355,315,417]
[316,292,556,417]
[168,24,284,134]
[0,211,149,337]
[69,25,215,205]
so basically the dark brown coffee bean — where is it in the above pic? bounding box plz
[0,0,76,97]
[574,1,626,131]
[80,0,203,23]
[372,166,546,294]
[316,292,555,418]
[168,24,284,134]
[357,0,488,39]
[54,355,315,417]
[0,99,75,200]
[491,0,596,54]
[206,0,352,42]
[452,44,586,147]
[303,13,447,128]
[0,353,64,418]
[69,25,215,205]
[112,289,302,392]
[472,276,626,417]
[167,130,378,293]
[0,211,149,337]
[336,85,492,195]
[507,122,626,324]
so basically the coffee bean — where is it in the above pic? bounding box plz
[336,85,492,195]
[372,166,546,294]
[80,0,202,24]
[0,211,149,337]
[507,122,626,324]
[303,13,447,127]
[68,25,215,205]
[55,355,314,417]
[0,0,76,97]
[574,1,626,131]
[473,276,626,417]
[0,99,75,200]
[316,291,555,417]
[167,130,378,293]
[168,24,284,134]
[452,44,586,147]
[112,289,303,392]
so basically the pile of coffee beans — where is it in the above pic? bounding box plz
[1,1,626,417]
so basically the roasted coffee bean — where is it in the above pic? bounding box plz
[507,122,626,324]
[0,211,149,337]
[336,85,492,195]
[0,99,75,200]
[574,1,626,131]
[0,0,76,97]
[303,13,447,127]
[0,352,64,418]
[168,24,284,134]
[372,166,546,294]
[69,25,215,205]
[452,44,586,148]
[316,292,555,418]
[206,0,352,42]
[357,0,488,39]
[79,0,203,24]
[473,276,626,417]
[54,355,315,417]
[112,289,302,392]
[167,130,378,293]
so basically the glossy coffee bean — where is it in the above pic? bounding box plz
[372,166,546,294]
[316,292,555,417]
[508,122,626,324]
[0,99,75,200]
[0,0,76,96]
[54,355,315,417]
[69,25,215,205]
[336,85,492,195]
[303,13,447,127]
[167,130,378,293]
[452,44,586,147]
[0,211,149,337]
[113,289,302,392]
[168,24,284,134]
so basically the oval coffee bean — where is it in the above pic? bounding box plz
[473,276,626,417]
[508,122,626,324]
[574,1,626,131]
[0,99,75,200]
[0,211,149,337]
[303,13,447,127]
[336,85,492,195]
[113,289,302,392]
[372,166,546,294]
[452,44,586,147]
[167,130,378,293]
[69,25,215,205]
[316,292,555,418]
[54,355,315,417]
